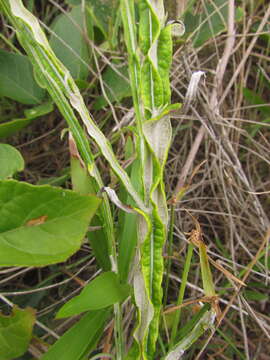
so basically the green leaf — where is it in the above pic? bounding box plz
[87,227,111,271]
[1,0,146,211]
[0,101,54,139]
[86,0,111,39]
[0,180,101,266]
[185,0,244,48]
[164,306,215,360]
[0,144,24,179]
[242,88,270,117]
[65,0,80,4]
[199,242,216,297]
[0,49,46,104]
[118,153,140,283]
[242,88,270,137]
[56,271,130,318]
[0,306,35,360]
[40,309,110,360]
[23,101,54,119]
[66,0,113,41]
[70,137,111,270]
[0,118,32,138]
[50,6,92,80]
[244,290,268,302]
[93,65,131,110]
[177,303,211,341]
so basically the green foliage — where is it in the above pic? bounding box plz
[0,306,35,360]
[244,289,268,301]
[0,180,101,266]
[85,0,111,39]
[0,101,53,138]
[0,0,238,358]
[242,87,270,137]
[66,0,119,46]
[184,0,243,47]
[0,49,46,104]
[70,137,112,271]
[118,150,140,282]
[93,64,132,109]
[56,271,130,318]
[40,309,110,360]
[50,6,92,80]
[164,305,214,360]
[0,144,24,179]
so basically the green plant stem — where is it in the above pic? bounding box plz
[170,242,194,347]
[163,203,175,307]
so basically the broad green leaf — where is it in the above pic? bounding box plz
[40,309,110,360]
[0,49,45,104]
[0,306,35,360]
[0,144,24,179]
[56,271,130,318]
[93,65,131,110]
[50,6,92,80]
[0,101,54,139]
[0,180,101,266]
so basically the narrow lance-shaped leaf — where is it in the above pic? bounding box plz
[56,272,130,318]
[40,309,110,360]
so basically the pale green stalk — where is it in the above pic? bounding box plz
[163,203,175,308]
[170,243,194,347]
[121,0,175,358]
